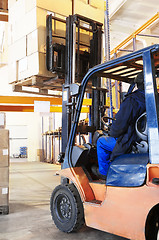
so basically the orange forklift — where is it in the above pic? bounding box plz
[50,44,159,240]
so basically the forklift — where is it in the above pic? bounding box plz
[50,44,159,240]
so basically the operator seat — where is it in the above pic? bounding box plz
[106,112,148,187]
[133,112,148,153]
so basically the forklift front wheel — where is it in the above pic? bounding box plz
[50,183,85,233]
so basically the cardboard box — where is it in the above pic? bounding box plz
[17,54,35,80]
[8,0,104,84]
[90,0,102,8]
[17,56,29,80]
[27,27,46,56]
[27,29,38,56]
[10,7,37,43]
[37,0,71,17]
[0,149,9,167]
[38,52,55,77]
[0,167,9,187]
[36,7,48,29]
[17,51,54,81]
[8,60,17,83]
[0,0,8,10]
[9,0,25,25]
[0,187,9,206]
[74,0,104,23]
[0,130,9,149]
[8,36,27,62]
[9,2,69,43]
[24,7,37,36]
[25,0,36,13]
[9,50,55,83]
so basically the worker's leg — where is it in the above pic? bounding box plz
[97,136,116,176]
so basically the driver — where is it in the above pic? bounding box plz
[93,71,146,180]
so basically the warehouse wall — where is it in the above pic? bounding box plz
[6,112,41,161]
[0,22,8,66]
[0,65,63,162]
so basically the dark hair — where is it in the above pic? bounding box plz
[134,72,144,90]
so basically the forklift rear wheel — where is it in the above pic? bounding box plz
[50,183,85,233]
[145,205,159,240]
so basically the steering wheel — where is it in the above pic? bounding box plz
[101,116,115,132]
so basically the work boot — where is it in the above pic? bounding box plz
[91,165,106,180]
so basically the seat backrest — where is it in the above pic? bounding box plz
[135,112,148,153]
[135,112,147,141]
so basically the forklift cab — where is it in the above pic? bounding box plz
[50,45,159,240]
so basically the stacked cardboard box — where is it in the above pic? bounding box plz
[0,0,8,10]
[8,0,71,84]
[8,0,104,84]
[0,113,9,214]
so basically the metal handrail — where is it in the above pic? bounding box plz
[111,12,159,55]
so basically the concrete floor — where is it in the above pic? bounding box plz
[0,161,129,240]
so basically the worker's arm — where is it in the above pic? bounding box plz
[110,97,133,138]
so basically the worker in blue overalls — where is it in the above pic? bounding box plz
[94,71,146,180]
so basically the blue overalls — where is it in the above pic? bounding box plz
[97,89,145,176]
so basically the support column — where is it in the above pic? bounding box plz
[143,50,159,164]
[104,0,113,118]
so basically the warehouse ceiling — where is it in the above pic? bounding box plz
[109,0,159,51]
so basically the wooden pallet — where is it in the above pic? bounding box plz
[12,74,98,96]
[0,205,9,215]
[12,75,64,96]
[13,75,64,90]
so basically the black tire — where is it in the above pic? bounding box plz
[50,183,85,233]
[145,205,159,240]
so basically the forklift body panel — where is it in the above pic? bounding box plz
[59,165,159,240]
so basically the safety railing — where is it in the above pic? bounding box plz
[110,12,159,55]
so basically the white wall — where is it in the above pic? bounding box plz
[0,64,43,162]
[7,125,28,157]
[0,65,45,162]
[0,67,63,163]
[6,112,42,161]
[0,64,63,162]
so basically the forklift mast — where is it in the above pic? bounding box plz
[46,14,103,154]
[62,15,103,153]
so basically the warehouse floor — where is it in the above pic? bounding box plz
[0,161,128,240]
